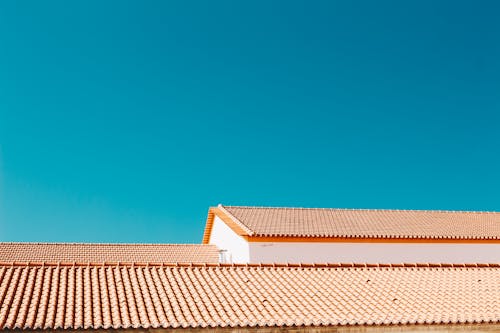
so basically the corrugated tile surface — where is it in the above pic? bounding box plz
[221,205,500,239]
[0,243,219,264]
[0,262,499,329]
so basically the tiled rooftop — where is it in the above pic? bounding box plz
[0,243,219,264]
[0,262,499,329]
[217,205,500,240]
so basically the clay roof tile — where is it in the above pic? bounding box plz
[215,205,500,240]
[0,243,219,264]
[0,262,499,330]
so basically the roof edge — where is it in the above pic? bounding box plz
[1,261,499,269]
[201,207,216,244]
[222,205,500,214]
[217,204,255,235]
[246,235,500,243]
[0,242,217,246]
[202,205,255,244]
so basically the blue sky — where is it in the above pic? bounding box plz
[0,1,499,243]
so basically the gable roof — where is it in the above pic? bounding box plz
[203,205,500,242]
[0,262,499,330]
[0,243,219,264]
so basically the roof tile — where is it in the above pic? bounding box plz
[1,262,499,329]
[220,205,500,240]
[0,243,219,264]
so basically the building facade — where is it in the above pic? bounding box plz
[204,205,500,264]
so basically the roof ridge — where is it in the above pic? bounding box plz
[1,261,499,269]
[221,205,500,214]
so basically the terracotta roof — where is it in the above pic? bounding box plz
[0,262,499,329]
[208,205,500,240]
[0,243,219,264]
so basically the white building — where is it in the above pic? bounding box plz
[203,204,500,264]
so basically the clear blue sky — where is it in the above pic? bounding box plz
[0,1,499,243]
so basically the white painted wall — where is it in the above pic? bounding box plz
[208,218,500,264]
[248,242,500,263]
[208,216,250,263]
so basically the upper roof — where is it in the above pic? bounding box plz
[203,205,500,242]
[1,261,499,330]
[0,243,220,264]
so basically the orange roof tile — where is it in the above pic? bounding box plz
[0,243,219,264]
[0,262,499,329]
[209,205,500,241]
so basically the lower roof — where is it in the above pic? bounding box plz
[0,262,499,330]
[0,243,220,264]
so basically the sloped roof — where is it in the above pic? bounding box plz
[0,243,219,264]
[204,205,500,241]
[0,262,499,329]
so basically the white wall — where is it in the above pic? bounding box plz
[208,216,250,263]
[249,242,500,263]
